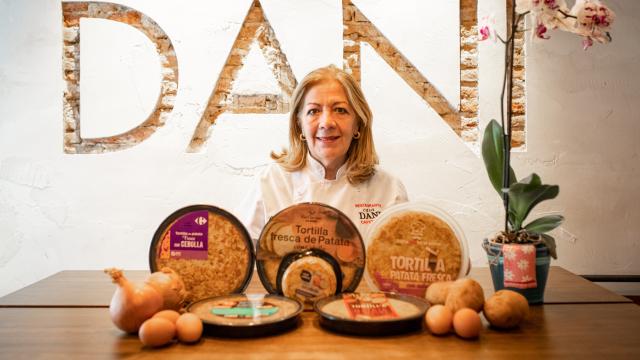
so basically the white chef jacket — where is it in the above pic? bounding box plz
[236,155,408,242]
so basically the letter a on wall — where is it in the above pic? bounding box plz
[62,1,179,154]
[187,0,297,152]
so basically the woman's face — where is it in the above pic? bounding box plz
[299,79,358,173]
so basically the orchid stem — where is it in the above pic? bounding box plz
[558,9,577,19]
[501,1,519,233]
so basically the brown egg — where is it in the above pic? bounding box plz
[425,305,453,335]
[138,318,176,347]
[176,313,203,343]
[453,308,482,339]
[153,310,181,324]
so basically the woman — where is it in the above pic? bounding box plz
[237,65,408,241]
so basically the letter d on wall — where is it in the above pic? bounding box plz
[62,2,178,154]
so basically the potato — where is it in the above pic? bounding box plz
[425,281,453,305]
[483,290,529,329]
[444,278,484,313]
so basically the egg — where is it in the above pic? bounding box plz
[153,310,181,324]
[138,318,176,347]
[425,305,453,335]
[453,308,482,339]
[176,313,203,343]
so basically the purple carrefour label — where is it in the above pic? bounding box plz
[170,210,209,260]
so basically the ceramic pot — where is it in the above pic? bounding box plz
[482,239,550,304]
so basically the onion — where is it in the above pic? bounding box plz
[145,267,188,311]
[105,268,163,333]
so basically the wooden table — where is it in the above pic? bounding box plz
[0,267,630,308]
[1,267,639,359]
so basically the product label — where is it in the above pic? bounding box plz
[354,202,383,225]
[211,300,279,318]
[367,211,462,298]
[373,266,453,298]
[259,204,364,266]
[168,210,209,260]
[374,254,453,297]
[293,269,332,301]
[342,293,399,320]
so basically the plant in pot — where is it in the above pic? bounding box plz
[482,119,562,304]
[480,0,615,304]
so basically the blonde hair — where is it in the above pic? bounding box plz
[271,65,378,184]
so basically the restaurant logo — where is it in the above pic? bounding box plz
[355,203,382,225]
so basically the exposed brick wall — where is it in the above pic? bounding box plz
[460,0,480,144]
[187,0,297,152]
[511,29,526,149]
[62,1,178,154]
[507,0,526,149]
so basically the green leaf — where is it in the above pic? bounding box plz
[525,215,565,234]
[519,173,541,187]
[481,120,516,196]
[540,233,558,260]
[508,173,560,230]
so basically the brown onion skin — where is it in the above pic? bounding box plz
[105,268,164,333]
[145,267,188,311]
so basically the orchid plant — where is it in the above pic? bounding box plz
[479,0,615,259]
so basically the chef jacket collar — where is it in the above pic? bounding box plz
[306,153,347,181]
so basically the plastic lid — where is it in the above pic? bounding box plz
[314,292,429,336]
[364,201,469,298]
[149,205,254,304]
[276,249,342,307]
[256,202,365,294]
[187,294,303,337]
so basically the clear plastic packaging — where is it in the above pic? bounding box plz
[314,292,429,336]
[188,294,302,337]
[364,201,469,298]
[276,249,342,308]
[256,202,365,295]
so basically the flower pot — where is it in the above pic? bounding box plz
[482,239,551,304]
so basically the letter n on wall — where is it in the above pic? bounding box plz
[342,0,475,145]
[62,1,179,154]
[342,0,527,149]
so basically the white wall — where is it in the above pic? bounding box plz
[1,0,638,297]
[516,0,640,275]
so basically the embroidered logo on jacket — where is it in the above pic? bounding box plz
[355,203,382,225]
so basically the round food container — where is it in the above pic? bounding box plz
[149,205,254,304]
[256,202,365,295]
[187,294,303,337]
[314,292,429,336]
[276,249,342,308]
[365,202,469,298]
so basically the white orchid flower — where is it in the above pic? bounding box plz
[570,0,615,49]
[478,14,497,42]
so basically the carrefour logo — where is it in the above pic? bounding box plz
[195,216,207,226]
